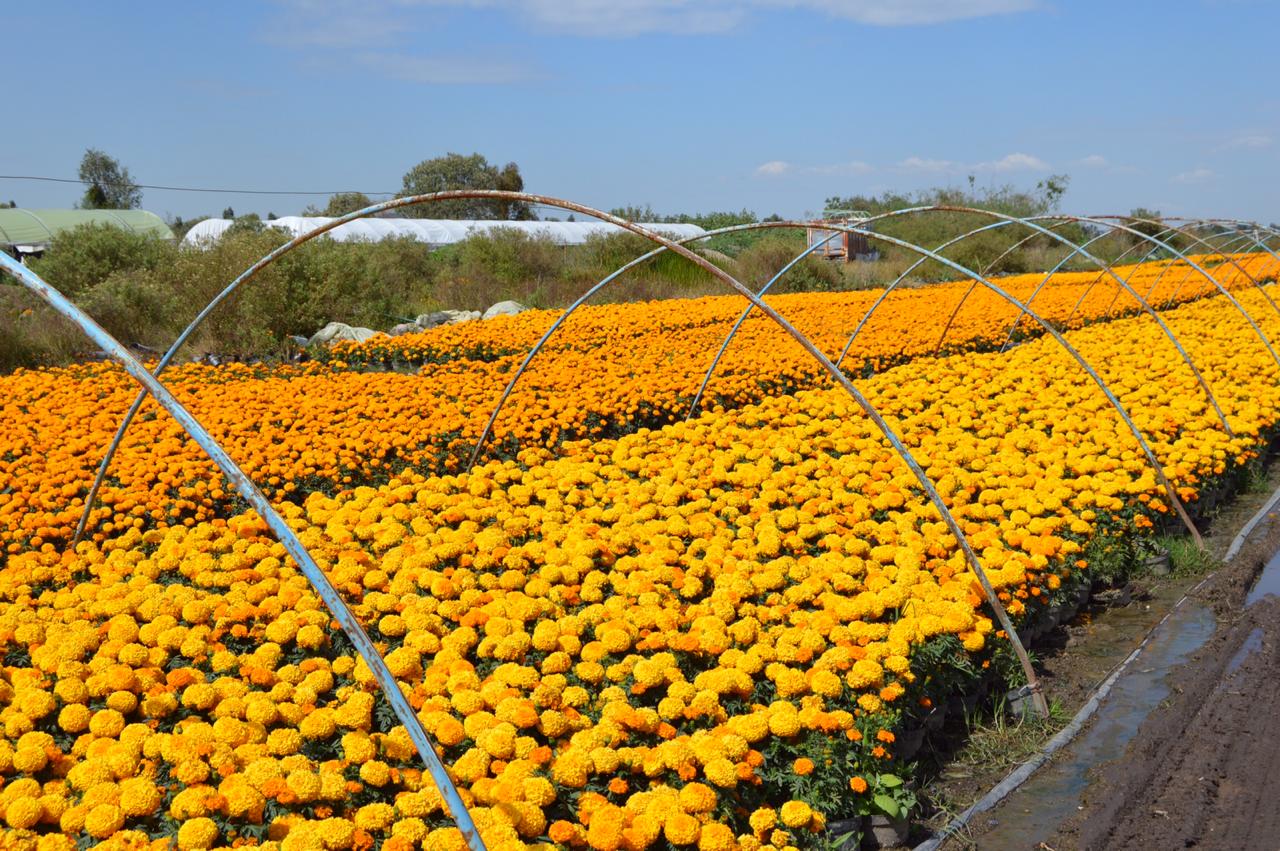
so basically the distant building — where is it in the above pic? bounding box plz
[0,209,174,259]
[182,216,707,248]
[806,210,878,262]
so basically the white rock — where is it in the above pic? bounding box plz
[482,300,530,320]
[389,322,421,336]
[416,309,480,327]
[307,322,382,346]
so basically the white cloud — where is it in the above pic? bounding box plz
[754,160,792,176]
[265,0,409,47]
[1078,154,1108,168]
[1173,167,1214,184]
[807,160,873,176]
[357,52,534,83]
[762,0,1039,26]
[895,151,1048,175]
[394,0,1038,36]
[973,151,1049,172]
[1221,133,1273,150]
[898,156,956,173]
[754,158,873,177]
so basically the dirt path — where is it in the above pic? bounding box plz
[1051,520,1280,850]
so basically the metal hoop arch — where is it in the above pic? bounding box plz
[471,212,1201,549]
[918,212,1280,377]
[780,219,1206,545]
[69,191,1050,716]
[827,211,1233,442]
[0,254,491,851]
[1093,215,1280,320]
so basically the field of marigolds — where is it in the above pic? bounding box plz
[0,251,1278,851]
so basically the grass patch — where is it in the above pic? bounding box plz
[1157,534,1219,577]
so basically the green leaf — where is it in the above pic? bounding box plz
[879,774,904,788]
[874,795,900,818]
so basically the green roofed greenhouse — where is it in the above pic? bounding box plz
[0,209,174,256]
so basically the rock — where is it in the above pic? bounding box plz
[307,322,382,346]
[288,335,309,347]
[415,309,481,328]
[389,322,421,337]
[482,300,529,320]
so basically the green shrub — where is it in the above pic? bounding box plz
[0,285,84,372]
[29,223,175,297]
[736,235,842,293]
[80,271,183,347]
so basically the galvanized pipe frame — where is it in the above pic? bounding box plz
[57,191,1051,756]
[770,218,1206,547]
[1145,232,1267,313]
[1141,221,1280,312]
[1059,225,1276,326]
[690,218,1083,422]
[473,209,1205,547]
[825,211,1234,446]
[995,218,1278,393]
[0,254,496,850]
[1068,228,1207,327]
[911,211,1280,395]
[1090,215,1280,321]
[1085,219,1280,320]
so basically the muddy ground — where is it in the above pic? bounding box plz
[1049,513,1280,851]
[921,470,1280,850]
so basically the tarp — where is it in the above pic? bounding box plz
[182,216,707,247]
[0,209,174,250]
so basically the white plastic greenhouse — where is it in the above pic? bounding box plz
[182,216,707,247]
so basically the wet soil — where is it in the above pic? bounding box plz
[920,573,1211,843]
[923,469,1280,850]
[1050,519,1280,851]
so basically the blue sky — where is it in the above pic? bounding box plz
[6,1,1278,222]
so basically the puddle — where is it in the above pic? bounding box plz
[972,603,1216,850]
[1225,628,1263,675]
[1245,549,1280,606]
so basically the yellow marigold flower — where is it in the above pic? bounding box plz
[586,803,627,851]
[83,803,124,840]
[119,777,162,817]
[287,770,323,803]
[88,709,125,738]
[551,749,592,788]
[678,783,716,814]
[318,817,356,849]
[703,757,737,788]
[359,760,392,787]
[300,708,337,740]
[748,807,776,836]
[13,746,47,774]
[354,802,396,832]
[177,816,219,850]
[779,801,812,829]
[697,822,737,851]
[522,776,556,808]
[664,813,701,846]
[5,796,42,829]
[424,827,472,851]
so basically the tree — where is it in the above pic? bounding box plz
[77,149,142,210]
[303,192,373,217]
[398,153,534,220]
[222,207,235,219]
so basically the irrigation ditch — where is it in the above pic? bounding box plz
[907,453,1280,850]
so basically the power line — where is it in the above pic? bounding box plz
[0,174,400,197]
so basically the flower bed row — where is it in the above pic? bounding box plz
[0,286,1277,849]
[2,255,1275,556]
